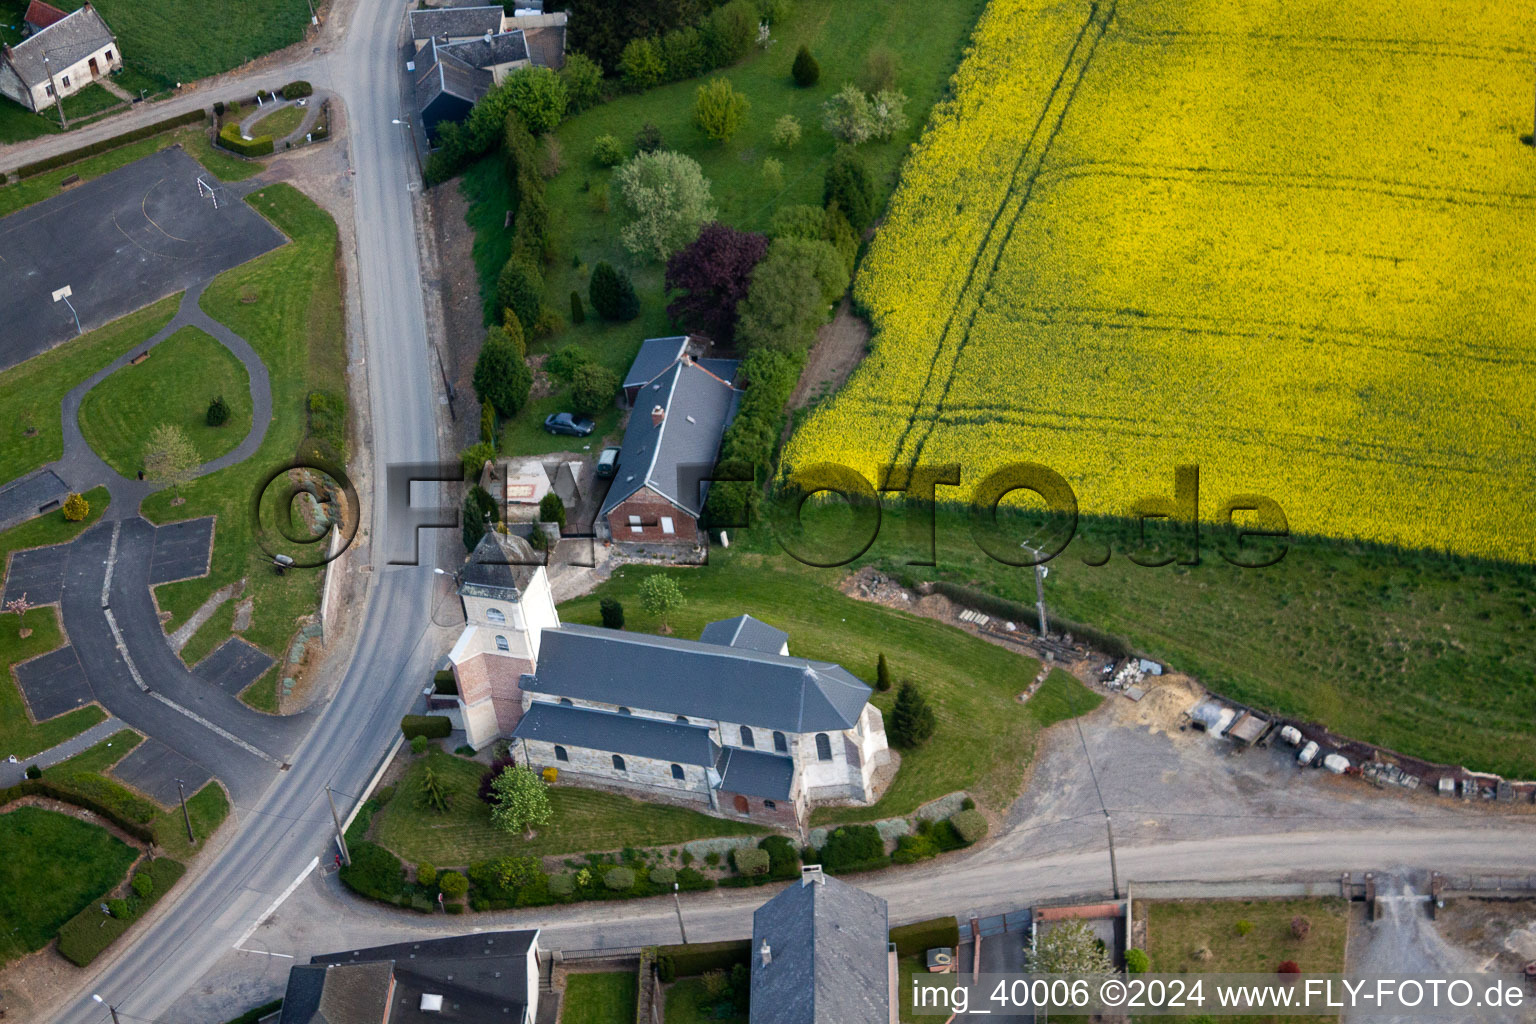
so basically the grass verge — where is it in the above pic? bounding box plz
[369,748,768,866]
[251,104,305,139]
[142,183,347,660]
[78,325,253,477]
[561,972,637,1024]
[0,298,179,484]
[0,806,137,965]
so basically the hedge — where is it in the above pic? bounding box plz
[603,866,636,890]
[338,841,406,901]
[731,847,769,876]
[816,824,889,875]
[217,121,275,157]
[282,80,314,100]
[649,866,677,885]
[222,1000,284,1024]
[889,916,960,958]
[654,939,750,977]
[400,715,452,739]
[56,858,185,966]
[15,108,208,178]
[949,810,988,845]
[0,779,155,844]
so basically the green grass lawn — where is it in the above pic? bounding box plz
[664,977,747,1024]
[48,83,123,124]
[238,666,279,713]
[141,183,347,663]
[559,548,1097,820]
[1145,898,1348,1024]
[461,0,988,443]
[110,64,171,101]
[178,599,237,668]
[852,504,1536,779]
[0,491,112,760]
[0,125,251,219]
[0,298,178,484]
[0,96,60,143]
[53,0,312,83]
[369,748,768,867]
[0,807,137,965]
[78,326,253,477]
[562,972,638,1024]
[250,103,305,139]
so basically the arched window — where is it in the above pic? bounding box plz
[772,731,787,753]
[494,635,509,652]
[618,707,632,716]
[612,754,626,771]
[559,697,573,706]
[670,763,684,780]
[676,715,689,724]
[486,607,506,624]
[764,799,776,810]
[554,745,568,762]
[815,733,832,761]
[739,725,754,748]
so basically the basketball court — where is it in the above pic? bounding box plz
[0,145,284,371]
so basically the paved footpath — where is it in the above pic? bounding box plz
[0,715,123,787]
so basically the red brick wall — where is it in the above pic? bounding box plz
[718,790,802,829]
[606,487,699,543]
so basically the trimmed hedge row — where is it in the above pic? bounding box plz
[889,916,960,958]
[56,858,185,966]
[705,347,806,527]
[217,122,274,157]
[15,107,209,178]
[0,778,155,844]
[281,80,314,100]
[400,714,452,739]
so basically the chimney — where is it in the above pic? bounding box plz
[485,29,493,40]
[759,940,771,967]
[800,864,824,886]
[651,404,665,427]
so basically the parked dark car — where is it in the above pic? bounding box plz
[596,446,621,478]
[544,412,595,437]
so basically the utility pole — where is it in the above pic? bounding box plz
[1020,544,1050,637]
[671,883,688,943]
[175,778,194,844]
[325,784,351,867]
[41,52,66,127]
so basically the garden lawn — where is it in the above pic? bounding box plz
[78,326,253,477]
[461,0,987,444]
[0,807,137,965]
[0,298,178,483]
[368,749,768,866]
[53,0,312,83]
[178,599,237,668]
[664,978,746,1024]
[1145,898,1348,1024]
[0,491,112,760]
[48,83,123,124]
[0,97,59,143]
[251,103,305,140]
[558,547,1098,821]
[561,972,637,1024]
[141,183,347,662]
[0,124,252,218]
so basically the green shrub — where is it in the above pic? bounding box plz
[206,395,231,426]
[548,872,575,897]
[539,492,567,528]
[589,261,640,320]
[593,134,625,166]
[217,121,275,157]
[889,917,960,957]
[131,872,153,898]
[24,764,41,779]
[471,896,491,912]
[410,734,429,755]
[339,842,405,902]
[604,866,636,891]
[282,80,314,100]
[731,847,769,876]
[657,939,750,977]
[107,898,132,920]
[824,149,875,228]
[791,45,820,87]
[400,715,452,739]
[374,784,395,805]
[1235,919,1254,937]
[928,819,964,852]
[657,954,677,982]
[704,852,720,866]
[892,833,939,865]
[650,866,677,885]
[445,901,465,914]
[818,824,888,874]
[950,809,988,845]
[1125,948,1150,973]
[439,871,469,899]
[55,858,184,966]
[417,862,437,888]
[961,796,976,811]
[759,835,800,879]
[600,598,625,629]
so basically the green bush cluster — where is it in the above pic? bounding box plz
[705,346,805,527]
[603,866,636,890]
[217,122,275,157]
[400,715,452,740]
[15,108,207,178]
[615,0,757,92]
[56,859,185,966]
[1125,948,1150,973]
[813,824,889,875]
[731,847,769,876]
[281,80,314,100]
[949,809,989,845]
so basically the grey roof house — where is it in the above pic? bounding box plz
[280,931,542,1024]
[0,2,119,114]
[751,867,896,1024]
[408,3,568,138]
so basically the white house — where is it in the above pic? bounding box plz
[442,532,891,830]
[0,2,120,114]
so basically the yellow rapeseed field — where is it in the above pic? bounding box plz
[785,0,1536,561]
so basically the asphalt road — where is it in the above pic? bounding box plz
[46,0,447,1020]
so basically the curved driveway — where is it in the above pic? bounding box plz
[48,0,443,1021]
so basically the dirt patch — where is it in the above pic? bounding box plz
[425,181,490,449]
[787,296,870,412]
[1434,898,1536,973]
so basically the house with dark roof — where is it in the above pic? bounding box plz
[751,866,896,1024]
[407,3,567,137]
[0,2,119,114]
[279,931,541,1024]
[441,531,890,827]
[599,346,740,547]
